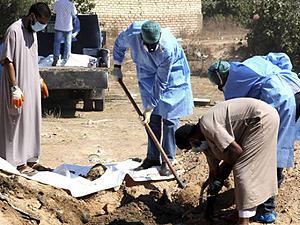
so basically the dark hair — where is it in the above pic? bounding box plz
[175,124,197,150]
[28,2,51,19]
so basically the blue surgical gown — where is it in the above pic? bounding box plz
[72,16,80,42]
[113,21,193,119]
[223,53,300,168]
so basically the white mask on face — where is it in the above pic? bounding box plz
[143,44,149,52]
[216,70,224,86]
[143,43,159,53]
[191,141,208,153]
[31,21,47,32]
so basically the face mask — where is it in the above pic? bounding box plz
[31,21,47,32]
[143,42,159,52]
[215,70,224,86]
[191,141,208,153]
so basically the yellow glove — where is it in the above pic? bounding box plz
[40,78,49,98]
[142,108,153,124]
[11,85,24,108]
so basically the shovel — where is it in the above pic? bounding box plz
[118,78,186,189]
[182,178,210,220]
[199,178,216,221]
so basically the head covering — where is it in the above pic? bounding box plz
[175,124,196,150]
[207,60,230,86]
[141,20,161,44]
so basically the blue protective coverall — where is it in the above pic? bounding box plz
[223,53,300,168]
[113,21,194,161]
[72,16,80,42]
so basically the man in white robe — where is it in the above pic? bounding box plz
[0,2,51,175]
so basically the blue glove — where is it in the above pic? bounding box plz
[112,65,123,80]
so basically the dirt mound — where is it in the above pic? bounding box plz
[3,146,299,225]
[0,151,209,225]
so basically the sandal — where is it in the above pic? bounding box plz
[17,165,38,176]
[27,162,53,172]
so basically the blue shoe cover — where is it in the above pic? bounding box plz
[252,211,277,223]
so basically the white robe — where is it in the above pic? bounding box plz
[200,98,279,210]
[0,19,41,167]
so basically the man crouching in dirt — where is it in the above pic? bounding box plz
[175,98,279,225]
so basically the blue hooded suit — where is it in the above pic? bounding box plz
[113,21,193,161]
[224,53,300,168]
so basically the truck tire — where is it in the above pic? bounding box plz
[94,99,104,111]
[83,99,94,111]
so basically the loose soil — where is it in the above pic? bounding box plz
[0,23,299,225]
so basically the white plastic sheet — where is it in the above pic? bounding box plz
[0,157,174,197]
[38,53,97,67]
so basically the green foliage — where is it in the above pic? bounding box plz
[75,0,95,14]
[0,0,52,39]
[0,0,31,39]
[247,1,300,64]
[0,1,17,39]
[202,0,300,71]
[202,0,255,26]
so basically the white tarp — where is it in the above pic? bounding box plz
[38,53,97,67]
[0,157,174,197]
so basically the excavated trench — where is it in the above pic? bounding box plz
[0,151,237,225]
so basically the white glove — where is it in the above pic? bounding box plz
[11,85,24,108]
[72,32,78,39]
[142,108,153,124]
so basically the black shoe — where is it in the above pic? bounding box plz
[277,168,285,188]
[52,59,58,66]
[159,162,172,176]
[134,158,161,171]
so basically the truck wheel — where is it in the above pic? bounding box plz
[83,99,94,111]
[42,103,62,118]
[94,99,104,111]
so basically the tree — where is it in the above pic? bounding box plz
[246,0,300,71]
[202,0,300,71]
[75,0,95,14]
[202,0,255,26]
[0,0,52,39]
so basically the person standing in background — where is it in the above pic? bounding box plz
[52,0,77,66]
